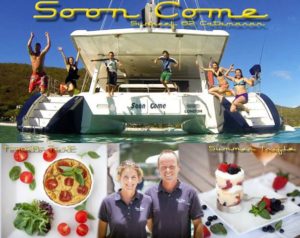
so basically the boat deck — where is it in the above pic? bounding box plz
[178,144,300,192]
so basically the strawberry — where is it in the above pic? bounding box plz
[218,163,229,172]
[272,171,289,190]
[203,225,211,238]
[259,196,271,212]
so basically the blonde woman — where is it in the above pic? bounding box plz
[98,161,152,238]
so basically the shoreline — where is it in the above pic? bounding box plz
[0,122,16,127]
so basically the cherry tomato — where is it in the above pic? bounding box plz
[45,178,58,190]
[64,177,74,186]
[43,148,57,162]
[59,191,72,202]
[57,223,71,236]
[76,223,89,236]
[20,171,34,184]
[14,149,28,162]
[75,210,88,223]
[77,185,88,195]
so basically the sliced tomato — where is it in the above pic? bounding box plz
[64,177,74,186]
[20,171,34,184]
[77,185,88,195]
[43,148,57,162]
[57,161,71,173]
[75,210,88,223]
[45,178,58,190]
[57,223,71,236]
[59,191,72,202]
[76,223,89,236]
[14,149,29,162]
[78,166,88,178]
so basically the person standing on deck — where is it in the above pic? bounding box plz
[27,32,51,94]
[154,51,178,94]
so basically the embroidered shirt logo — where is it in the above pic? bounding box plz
[176,198,190,205]
[135,206,145,212]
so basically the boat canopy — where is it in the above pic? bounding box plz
[71,28,229,79]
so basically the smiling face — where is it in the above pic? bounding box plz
[68,57,74,65]
[119,168,140,191]
[158,152,180,183]
[212,62,219,71]
[235,69,243,79]
[108,52,114,59]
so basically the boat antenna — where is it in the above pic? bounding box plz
[100,0,114,30]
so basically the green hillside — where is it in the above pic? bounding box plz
[0,63,85,120]
[0,63,299,127]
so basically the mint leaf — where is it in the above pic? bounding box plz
[9,166,21,181]
[87,151,100,159]
[275,220,282,231]
[210,223,227,235]
[24,162,35,175]
[258,201,266,211]
[259,209,271,219]
[287,189,300,197]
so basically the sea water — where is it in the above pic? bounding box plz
[0,125,299,143]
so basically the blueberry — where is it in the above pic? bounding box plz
[212,215,218,220]
[201,205,207,210]
[292,198,295,202]
[279,229,284,233]
[267,225,272,231]
[269,227,275,233]
[205,221,211,226]
[298,204,300,207]
[270,211,275,215]
[280,205,285,210]
[262,227,268,232]
[208,216,214,222]
[287,193,290,197]
[271,199,282,212]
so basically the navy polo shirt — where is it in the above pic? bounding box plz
[145,181,203,238]
[99,191,152,238]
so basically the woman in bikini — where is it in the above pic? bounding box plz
[201,61,231,101]
[225,64,255,113]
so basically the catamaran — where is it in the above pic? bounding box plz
[17,2,282,134]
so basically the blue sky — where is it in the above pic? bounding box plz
[1,0,299,107]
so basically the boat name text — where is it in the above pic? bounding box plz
[130,103,166,110]
[33,1,268,20]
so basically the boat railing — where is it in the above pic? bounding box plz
[47,75,60,95]
[118,83,179,93]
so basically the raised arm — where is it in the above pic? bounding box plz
[41,32,51,55]
[224,64,235,81]
[154,56,163,64]
[244,77,255,86]
[58,47,68,68]
[27,32,34,55]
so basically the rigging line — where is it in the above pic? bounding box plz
[194,0,206,31]
[100,0,114,30]
[259,35,267,65]
[108,0,124,29]
[182,0,197,30]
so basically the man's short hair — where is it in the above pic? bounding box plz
[35,43,41,47]
[162,50,169,55]
[157,149,179,166]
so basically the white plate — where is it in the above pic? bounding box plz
[200,173,300,235]
[1,143,108,238]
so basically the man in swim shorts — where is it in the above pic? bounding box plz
[27,32,51,94]
[154,50,178,93]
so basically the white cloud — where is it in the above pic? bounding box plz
[272,70,292,80]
